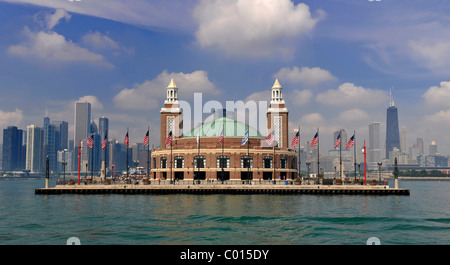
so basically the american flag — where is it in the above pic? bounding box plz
[102,133,107,149]
[265,130,275,146]
[345,134,355,149]
[334,132,341,149]
[218,129,224,144]
[143,130,149,146]
[165,131,172,147]
[311,132,319,147]
[86,135,94,148]
[124,132,129,148]
[291,131,300,147]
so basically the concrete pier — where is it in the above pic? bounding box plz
[35,184,410,195]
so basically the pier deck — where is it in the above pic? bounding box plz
[35,184,410,195]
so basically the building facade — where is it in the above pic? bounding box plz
[151,79,297,181]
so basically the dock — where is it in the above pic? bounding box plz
[35,184,410,195]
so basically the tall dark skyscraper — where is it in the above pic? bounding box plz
[385,88,400,159]
[2,126,24,171]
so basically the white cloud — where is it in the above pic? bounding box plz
[337,109,369,122]
[274,67,336,85]
[0,108,23,129]
[81,31,133,55]
[422,81,450,108]
[300,113,325,126]
[8,27,113,68]
[77,95,104,110]
[0,0,196,32]
[291,89,313,107]
[45,8,71,30]
[193,0,324,57]
[113,70,218,110]
[409,40,450,73]
[316,83,387,108]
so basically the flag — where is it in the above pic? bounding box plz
[124,132,129,148]
[165,131,172,147]
[334,132,341,149]
[346,134,355,149]
[265,130,275,146]
[86,135,94,148]
[311,132,319,147]
[218,129,224,144]
[241,130,249,145]
[102,133,107,149]
[291,131,300,147]
[143,130,149,146]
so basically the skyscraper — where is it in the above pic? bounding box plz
[385,88,400,159]
[26,125,42,173]
[2,126,24,171]
[44,123,56,171]
[74,101,91,170]
[400,127,407,153]
[53,121,69,151]
[368,122,381,170]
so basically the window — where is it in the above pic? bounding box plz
[280,157,287,169]
[263,157,272,168]
[174,156,184,168]
[241,156,253,168]
[161,157,167,168]
[153,158,157,168]
[217,156,229,168]
[194,156,205,168]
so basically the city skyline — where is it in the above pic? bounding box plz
[0,1,449,156]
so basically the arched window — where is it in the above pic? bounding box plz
[241,156,253,168]
[161,157,167,168]
[280,157,287,169]
[217,156,229,168]
[194,155,205,168]
[263,156,272,168]
[174,156,184,168]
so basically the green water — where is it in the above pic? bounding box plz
[0,179,449,245]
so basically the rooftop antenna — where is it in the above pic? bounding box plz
[389,87,395,107]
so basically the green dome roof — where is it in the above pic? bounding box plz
[183,117,264,138]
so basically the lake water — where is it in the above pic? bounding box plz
[0,178,449,245]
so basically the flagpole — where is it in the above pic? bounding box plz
[317,127,320,180]
[354,130,357,182]
[126,127,129,180]
[298,126,300,178]
[170,131,173,184]
[104,128,107,179]
[91,132,93,180]
[339,129,342,183]
[273,145,276,184]
[221,123,224,184]
[147,126,150,180]
[78,139,81,185]
[247,127,250,184]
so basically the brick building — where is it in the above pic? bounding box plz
[151,79,297,181]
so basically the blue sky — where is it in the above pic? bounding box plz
[0,0,449,156]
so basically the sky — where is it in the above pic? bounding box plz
[0,0,449,157]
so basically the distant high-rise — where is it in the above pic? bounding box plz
[429,141,438,156]
[26,125,42,173]
[74,101,91,170]
[53,121,69,151]
[44,123,56,171]
[385,88,400,159]
[400,127,407,153]
[2,126,24,171]
[368,122,381,170]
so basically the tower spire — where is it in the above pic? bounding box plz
[389,87,395,107]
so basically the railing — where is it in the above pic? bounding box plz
[56,177,388,186]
